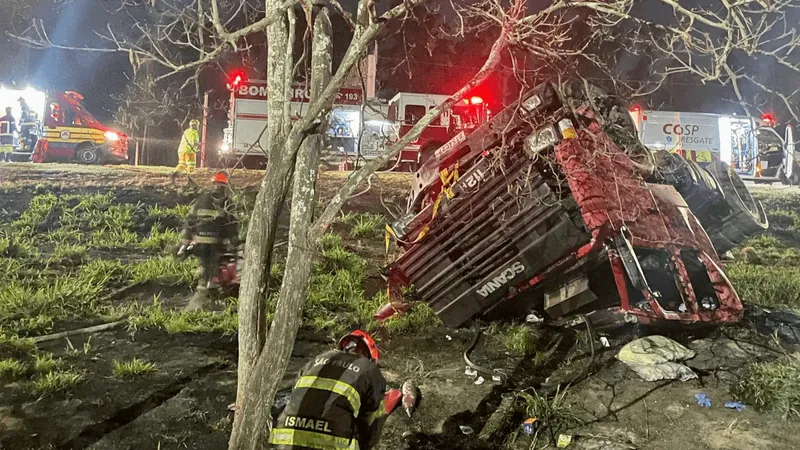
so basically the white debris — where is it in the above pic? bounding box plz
[465,367,478,377]
[526,312,544,323]
[474,376,485,385]
[446,335,452,341]
[460,425,474,435]
[599,337,610,348]
[492,375,503,383]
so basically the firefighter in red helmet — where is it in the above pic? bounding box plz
[270,330,391,450]
[178,171,239,307]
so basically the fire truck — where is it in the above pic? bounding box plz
[382,93,489,170]
[629,108,798,185]
[218,79,489,170]
[219,79,366,169]
[0,86,128,164]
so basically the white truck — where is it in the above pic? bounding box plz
[218,80,394,169]
[629,108,797,185]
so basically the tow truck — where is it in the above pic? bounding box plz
[629,108,798,185]
[380,81,767,330]
[0,86,128,164]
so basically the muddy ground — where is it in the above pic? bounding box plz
[1,164,799,450]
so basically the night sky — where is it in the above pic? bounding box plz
[0,0,795,125]
[0,1,130,122]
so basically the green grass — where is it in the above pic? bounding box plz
[516,386,580,445]
[490,323,540,355]
[140,223,181,251]
[128,298,238,335]
[112,358,157,379]
[731,353,800,419]
[33,353,60,374]
[350,213,385,239]
[0,358,28,382]
[130,257,196,284]
[726,264,800,308]
[29,369,84,395]
[50,243,88,266]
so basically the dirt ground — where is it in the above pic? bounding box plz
[1,164,800,450]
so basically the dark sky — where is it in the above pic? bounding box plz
[0,0,130,121]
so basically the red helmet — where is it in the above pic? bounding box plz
[213,171,229,184]
[338,330,379,363]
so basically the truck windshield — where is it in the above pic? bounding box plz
[68,102,102,128]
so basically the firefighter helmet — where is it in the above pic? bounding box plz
[213,171,229,184]
[338,330,379,363]
[189,119,200,128]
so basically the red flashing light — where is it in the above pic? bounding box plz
[630,104,642,113]
[470,96,484,105]
[761,112,776,126]
[228,70,247,89]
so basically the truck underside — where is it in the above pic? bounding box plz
[383,81,768,329]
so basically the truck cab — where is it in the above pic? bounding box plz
[388,92,489,170]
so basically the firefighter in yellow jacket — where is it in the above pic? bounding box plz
[171,119,200,183]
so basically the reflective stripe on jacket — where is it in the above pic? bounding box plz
[270,350,387,450]
[182,190,237,244]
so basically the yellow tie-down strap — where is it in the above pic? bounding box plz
[384,165,459,256]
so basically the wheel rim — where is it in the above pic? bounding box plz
[81,148,96,163]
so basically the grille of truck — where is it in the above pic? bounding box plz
[392,146,591,327]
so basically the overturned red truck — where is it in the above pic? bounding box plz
[381,81,767,329]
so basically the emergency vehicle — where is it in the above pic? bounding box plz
[219,78,489,170]
[0,86,128,164]
[384,93,489,170]
[219,79,368,169]
[629,107,798,185]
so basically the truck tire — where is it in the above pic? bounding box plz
[76,143,101,165]
[704,161,768,254]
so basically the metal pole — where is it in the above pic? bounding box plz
[134,139,140,166]
[201,92,209,168]
[143,124,149,166]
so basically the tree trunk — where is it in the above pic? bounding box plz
[230,2,293,441]
[228,6,332,450]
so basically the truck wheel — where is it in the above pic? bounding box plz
[76,143,101,165]
[704,161,769,254]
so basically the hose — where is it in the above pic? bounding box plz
[464,329,508,384]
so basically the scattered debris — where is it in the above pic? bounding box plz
[491,375,503,383]
[617,336,698,381]
[445,335,452,341]
[522,417,538,435]
[460,425,474,435]
[557,434,573,448]
[725,401,746,412]
[384,388,403,415]
[401,380,418,417]
[695,393,712,408]
[599,337,610,348]
[464,367,478,377]
[474,376,485,385]
[526,312,544,324]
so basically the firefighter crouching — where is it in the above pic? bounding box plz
[178,171,239,293]
[270,331,391,450]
